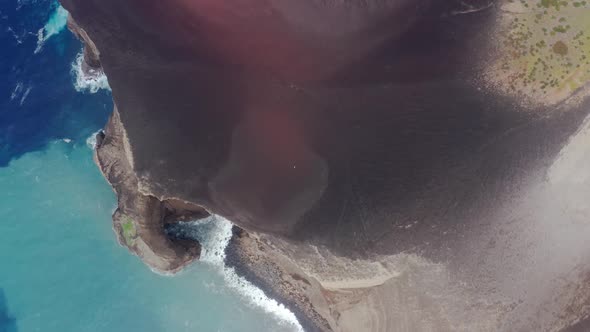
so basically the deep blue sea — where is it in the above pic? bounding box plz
[0,2,301,331]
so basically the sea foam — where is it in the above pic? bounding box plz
[71,52,111,93]
[170,216,305,332]
[34,4,68,53]
[20,86,32,106]
[10,82,23,101]
[86,130,102,149]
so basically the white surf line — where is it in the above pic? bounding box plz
[71,51,111,93]
[175,215,305,332]
[85,130,103,149]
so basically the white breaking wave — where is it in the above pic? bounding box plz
[10,82,32,106]
[10,82,23,100]
[35,4,68,53]
[20,86,31,106]
[86,130,102,149]
[7,26,24,44]
[173,216,304,332]
[71,52,111,93]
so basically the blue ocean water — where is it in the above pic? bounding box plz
[0,2,300,331]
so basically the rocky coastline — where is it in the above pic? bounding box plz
[68,13,328,324]
[94,103,334,330]
[94,108,208,273]
[68,16,208,273]
[62,1,590,331]
[225,226,333,332]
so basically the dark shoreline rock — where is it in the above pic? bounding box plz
[66,15,101,75]
[95,107,205,273]
[225,226,331,332]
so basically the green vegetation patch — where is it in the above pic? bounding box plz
[121,216,137,246]
[495,0,590,102]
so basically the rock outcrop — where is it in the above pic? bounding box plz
[68,13,206,274]
[61,0,590,331]
[95,108,206,273]
[66,15,100,69]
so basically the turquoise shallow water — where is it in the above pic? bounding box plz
[0,140,294,332]
[0,2,300,331]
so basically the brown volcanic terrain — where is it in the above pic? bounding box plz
[62,1,590,331]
